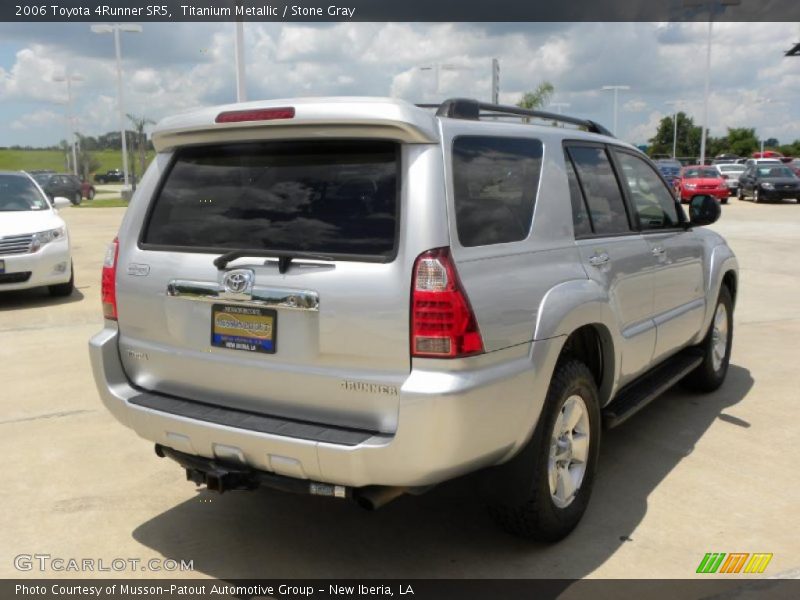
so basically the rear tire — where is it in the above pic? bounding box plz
[71,192,81,206]
[737,187,745,201]
[721,197,728,204]
[487,360,601,542]
[87,188,95,200]
[48,263,74,297]
[682,285,733,393]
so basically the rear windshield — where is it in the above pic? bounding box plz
[0,174,50,212]
[142,141,399,259]
[683,168,720,179]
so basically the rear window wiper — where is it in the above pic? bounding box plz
[213,250,336,274]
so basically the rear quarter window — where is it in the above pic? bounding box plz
[141,140,399,260]
[452,136,543,247]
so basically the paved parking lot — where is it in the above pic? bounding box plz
[2,198,799,580]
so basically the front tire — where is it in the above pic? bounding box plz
[48,263,74,297]
[487,360,601,542]
[737,187,745,201]
[682,285,733,393]
[71,192,82,206]
[753,188,760,203]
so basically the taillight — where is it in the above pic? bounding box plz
[101,237,119,320]
[411,248,484,358]
[215,107,295,123]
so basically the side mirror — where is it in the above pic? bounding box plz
[689,195,721,226]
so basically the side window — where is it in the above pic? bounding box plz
[567,145,631,236]
[452,136,543,247]
[614,151,680,230]
[564,152,592,237]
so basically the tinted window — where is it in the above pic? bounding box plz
[564,152,592,237]
[615,152,680,230]
[567,146,630,236]
[0,175,50,212]
[452,136,543,247]
[143,141,398,258]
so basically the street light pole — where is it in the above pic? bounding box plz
[665,100,684,159]
[601,85,630,136]
[91,23,142,189]
[235,21,246,102]
[53,74,83,176]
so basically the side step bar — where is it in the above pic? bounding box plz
[602,350,703,429]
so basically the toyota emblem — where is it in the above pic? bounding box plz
[222,269,254,294]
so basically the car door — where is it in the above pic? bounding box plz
[741,165,755,194]
[611,149,705,361]
[565,144,656,384]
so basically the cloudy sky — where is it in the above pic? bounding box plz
[1,21,799,148]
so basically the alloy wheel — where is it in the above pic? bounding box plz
[548,394,590,508]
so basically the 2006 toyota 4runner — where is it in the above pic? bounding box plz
[89,97,738,541]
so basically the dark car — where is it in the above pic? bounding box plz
[94,169,124,183]
[737,164,800,203]
[30,172,88,205]
[654,158,682,188]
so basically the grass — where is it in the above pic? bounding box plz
[74,198,129,208]
[0,148,154,178]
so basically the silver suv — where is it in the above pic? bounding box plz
[89,97,738,541]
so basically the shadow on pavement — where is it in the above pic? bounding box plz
[132,365,753,579]
[0,287,84,311]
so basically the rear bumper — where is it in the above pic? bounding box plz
[89,325,561,488]
[0,241,71,291]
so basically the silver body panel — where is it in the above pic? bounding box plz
[90,97,738,487]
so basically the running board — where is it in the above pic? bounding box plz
[602,351,703,429]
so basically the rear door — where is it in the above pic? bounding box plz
[611,149,705,361]
[116,139,420,433]
[565,143,656,383]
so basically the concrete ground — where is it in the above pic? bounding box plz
[1,198,798,580]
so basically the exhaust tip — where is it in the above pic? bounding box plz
[353,486,407,511]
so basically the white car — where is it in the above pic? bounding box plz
[0,171,74,296]
[715,163,746,194]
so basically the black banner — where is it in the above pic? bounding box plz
[3,0,800,23]
[4,579,800,600]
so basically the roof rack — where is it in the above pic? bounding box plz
[421,98,614,137]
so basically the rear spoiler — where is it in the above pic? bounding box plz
[152,98,439,151]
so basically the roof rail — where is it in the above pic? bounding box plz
[427,98,614,137]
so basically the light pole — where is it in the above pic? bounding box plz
[91,23,142,189]
[234,21,246,102]
[549,102,570,115]
[754,97,772,156]
[52,74,83,176]
[419,63,462,98]
[683,0,741,165]
[601,85,630,136]
[665,100,685,159]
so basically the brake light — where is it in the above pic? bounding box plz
[411,248,484,358]
[215,107,295,123]
[101,237,119,320]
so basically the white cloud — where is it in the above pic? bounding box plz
[10,108,61,130]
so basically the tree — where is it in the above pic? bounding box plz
[517,82,555,110]
[647,112,703,159]
[723,128,759,157]
[75,134,101,181]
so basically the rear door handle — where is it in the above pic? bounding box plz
[588,253,610,266]
[651,246,666,256]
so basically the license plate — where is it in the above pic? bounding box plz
[211,304,277,354]
[0,259,4,274]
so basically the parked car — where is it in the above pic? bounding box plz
[654,158,682,187]
[715,163,746,196]
[0,171,74,296]
[675,165,730,204]
[89,97,738,541]
[713,153,740,164]
[744,158,782,167]
[789,160,800,177]
[94,169,124,183]
[751,151,783,159]
[737,163,800,203]
[29,172,85,205]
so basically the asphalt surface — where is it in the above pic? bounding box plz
[1,197,798,580]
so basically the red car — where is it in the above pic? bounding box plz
[674,165,730,204]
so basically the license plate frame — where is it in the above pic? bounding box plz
[210,304,277,354]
